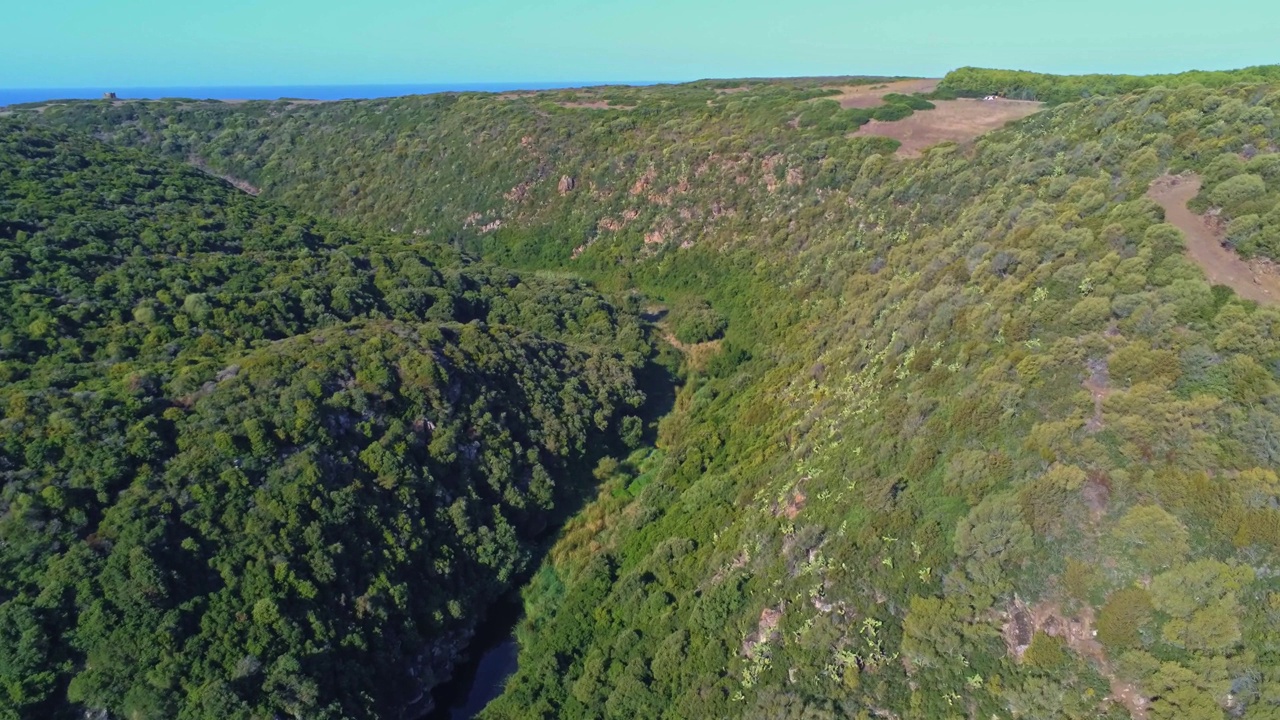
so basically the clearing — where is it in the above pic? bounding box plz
[822,78,940,108]
[1004,598,1149,719]
[853,98,1043,157]
[1147,174,1280,305]
[659,329,722,371]
[645,307,723,371]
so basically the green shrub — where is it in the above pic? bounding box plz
[670,301,728,344]
[705,341,750,377]
[1210,173,1267,211]
[871,103,914,122]
[937,64,1280,104]
[1204,152,1247,185]
[882,93,935,111]
[1247,153,1280,185]
[1023,631,1068,669]
[821,108,873,133]
[1097,587,1153,650]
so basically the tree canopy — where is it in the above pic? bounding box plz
[10,66,1280,720]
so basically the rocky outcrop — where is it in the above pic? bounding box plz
[399,629,472,720]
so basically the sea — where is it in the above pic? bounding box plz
[0,82,659,106]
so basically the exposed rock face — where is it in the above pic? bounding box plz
[558,175,576,194]
[399,629,471,720]
[186,154,262,195]
[743,605,784,659]
[630,167,656,196]
[1002,596,1034,659]
[504,182,533,202]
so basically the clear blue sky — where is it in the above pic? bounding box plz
[5,0,1278,88]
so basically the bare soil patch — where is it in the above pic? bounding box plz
[1148,174,1280,305]
[743,605,784,658]
[1004,598,1149,719]
[1082,472,1112,521]
[853,98,1043,157]
[773,489,807,520]
[824,78,940,109]
[1083,357,1110,433]
[659,329,722,371]
[188,159,260,195]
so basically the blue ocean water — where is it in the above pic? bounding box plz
[0,82,658,106]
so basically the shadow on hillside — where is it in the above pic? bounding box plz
[423,352,679,719]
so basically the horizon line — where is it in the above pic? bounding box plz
[7,61,1280,93]
[1,80,676,91]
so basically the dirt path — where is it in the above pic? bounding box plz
[1083,358,1110,433]
[1148,174,1280,305]
[1045,606,1148,720]
[853,98,1043,157]
[1006,600,1149,719]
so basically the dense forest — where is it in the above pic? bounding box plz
[8,64,1280,720]
[10,77,910,261]
[0,122,657,719]
[939,65,1280,103]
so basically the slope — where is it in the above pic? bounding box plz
[939,64,1280,104]
[477,80,1280,720]
[0,121,655,720]
[9,78,920,265]
[21,71,1280,720]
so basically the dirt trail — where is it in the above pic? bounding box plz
[1006,600,1149,718]
[1083,357,1110,433]
[1148,174,1280,305]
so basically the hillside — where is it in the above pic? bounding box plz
[0,122,655,719]
[938,65,1280,104]
[9,77,928,264]
[473,77,1280,720]
[14,67,1280,720]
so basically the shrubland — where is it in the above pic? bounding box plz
[939,64,1280,103]
[0,123,655,719]
[11,66,1280,719]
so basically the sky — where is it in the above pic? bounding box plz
[4,0,1279,88]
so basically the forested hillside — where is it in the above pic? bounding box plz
[16,67,1280,720]
[11,78,911,265]
[0,122,653,719]
[939,65,1280,103]
[471,77,1280,720]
